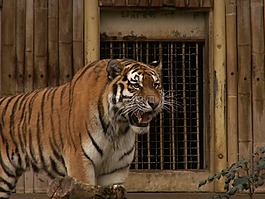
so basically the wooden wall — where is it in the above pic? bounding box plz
[1,0,84,97]
[0,0,264,194]
[0,0,84,193]
[99,0,213,7]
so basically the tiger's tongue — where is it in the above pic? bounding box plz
[137,112,152,124]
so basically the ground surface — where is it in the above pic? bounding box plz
[10,193,265,199]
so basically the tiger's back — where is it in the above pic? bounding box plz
[0,59,164,198]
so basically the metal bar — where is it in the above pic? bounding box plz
[159,42,164,170]
[170,42,175,170]
[182,42,188,169]
[110,41,113,58]
[196,43,200,169]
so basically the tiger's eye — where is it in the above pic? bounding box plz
[133,83,141,89]
[154,82,160,89]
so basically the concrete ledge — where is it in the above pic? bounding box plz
[11,193,265,199]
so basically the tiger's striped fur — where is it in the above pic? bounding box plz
[0,59,163,198]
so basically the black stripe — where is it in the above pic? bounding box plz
[40,89,49,131]
[28,128,38,165]
[50,115,60,153]
[119,83,125,102]
[28,90,41,123]
[60,85,67,107]
[1,96,16,124]
[80,134,95,166]
[119,144,135,161]
[72,61,97,85]
[51,87,58,111]
[0,177,15,191]
[37,113,47,170]
[112,84,118,104]
[0,187,11,194]
[98,95,108,134]
[9,94,24,147]
[0,96,8,106]
[85,124,103,156]
[0,147,16,178]
[50,157,66,177]
[57,112,64,149]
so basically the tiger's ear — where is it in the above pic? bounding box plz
[149,60,162,75]
[107,59,124,80]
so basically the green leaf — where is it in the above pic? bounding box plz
[254,179,264,188]
[208,176,215,183]
[227,186,238,196]
[261,173,265,180]
[198,179,207,188]
[214,172,222,180]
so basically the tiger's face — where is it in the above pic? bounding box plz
[107,59,164,131]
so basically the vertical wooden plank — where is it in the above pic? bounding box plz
[84,0,100,65]
[24,0,34,93]
[23,0,35,192]
[15,0,26,95]
[188,0,199,7]
[33,0,49,193]
[59,0,73,84]
[237,0,252,161]
[251,0,265,152]
[213,0,226,192]
[48,0,59,86]
[114,0,126,6]
[34,0,48,89]
[14,0,26,193]
[73,0,84,73]
[1,0,16,96]
[175,0,185,7]
[226,0,238,166]
[128,0,138,6]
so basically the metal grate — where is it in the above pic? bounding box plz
[100,40,204,170]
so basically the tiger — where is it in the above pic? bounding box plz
[0,59,164,198]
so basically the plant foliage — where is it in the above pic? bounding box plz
[198,147,265,199]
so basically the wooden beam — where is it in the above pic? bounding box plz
[84,0,100,65]
[225,0,238,166]
[213,0,227,192]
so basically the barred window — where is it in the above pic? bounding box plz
[100,40,204,170]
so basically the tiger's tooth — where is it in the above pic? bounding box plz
[138,117,142,123]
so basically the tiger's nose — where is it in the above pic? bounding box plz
[147,96,159,110]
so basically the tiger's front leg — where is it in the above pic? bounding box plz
[65,150,97,186]
[97,165,130,186]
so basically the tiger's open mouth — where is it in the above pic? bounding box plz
[129,111,154,127]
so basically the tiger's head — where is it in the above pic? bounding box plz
[106,59,164,134]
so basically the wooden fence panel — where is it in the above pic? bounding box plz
[99,0,213,7]
[59,0,73,84]
[226,0,238,166]
[23,0,35,192]
[16,0,26,94]
[251,0,265,150]
[73,0,84,73]
[48,0,59,86]
[237,0,253,161]
[1,0,16,96]
[1,0,84,193]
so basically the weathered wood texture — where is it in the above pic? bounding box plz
[1,0,84,193]
[0,0,265,194]
[99,0,213,7]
